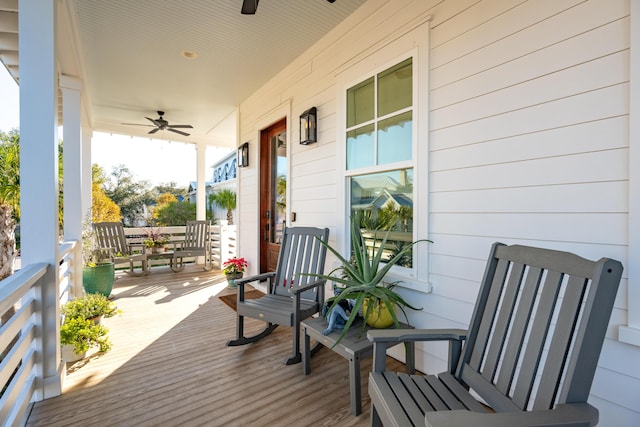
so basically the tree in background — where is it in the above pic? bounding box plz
[155,201,196,226]
[209,189,236,225]
[0,129,19,280]
[103,165,154,226]
[154,182,187,201]
[147,192,178,225]
[91,164,121,223]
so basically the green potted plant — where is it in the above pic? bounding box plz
[60,293,119,362]
[82,216,115,297]
[144,227,170,253]
[312,213,431,344]
[61,292,121,323]
[60,318,112,362]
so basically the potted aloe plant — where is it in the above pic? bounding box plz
[312,213,431,344]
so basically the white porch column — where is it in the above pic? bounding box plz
[81,127,92,218]
[60,75,84,298]
[196,142,207,220]
[19,0,63,398]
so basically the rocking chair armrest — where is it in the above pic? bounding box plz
[289,278,327,295]
[368,328,467,344]
[369,329,467,373]
[425,403,599,427]
[128,243,146,254]
[235,272,275,287]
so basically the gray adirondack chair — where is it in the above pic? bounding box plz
[226,226,329,365]
[171,220,212,272]
[368,242,623,427]
[94,222,148,276]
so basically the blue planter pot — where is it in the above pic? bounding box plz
[83,263,115,297]
[226,272,243,288]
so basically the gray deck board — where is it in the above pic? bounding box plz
[26,265,405,426]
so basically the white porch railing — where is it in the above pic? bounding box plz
[0,224,237,426]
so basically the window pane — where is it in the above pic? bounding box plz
[350,169,414,267]
[378,58,412,117]
[377,111,412,165]
[346,77,374,128]
[346,124,374,170]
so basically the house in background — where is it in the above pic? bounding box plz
[1,1,639,425]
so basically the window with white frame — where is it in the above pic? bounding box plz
[345,57,415,268]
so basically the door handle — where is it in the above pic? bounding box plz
[264,223,270,241]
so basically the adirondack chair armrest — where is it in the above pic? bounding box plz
[369,328,467,373]
[425,403,599,427]
[289,278,327,295]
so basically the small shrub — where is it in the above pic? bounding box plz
[61,293,121,320]
[60,317,112,355]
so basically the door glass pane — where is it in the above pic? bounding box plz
[378,58,412,117]
[350,169,414,268]
[377,111,412,165]
[270,131,286,244]
[346,124,374,170]
[346,77,374,128]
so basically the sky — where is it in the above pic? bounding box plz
[0,66,229,187]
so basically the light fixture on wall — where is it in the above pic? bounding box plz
[238,142,249,167]
[299,107,317,145]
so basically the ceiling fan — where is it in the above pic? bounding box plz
[122,111,193,136]
[242,0,336,15]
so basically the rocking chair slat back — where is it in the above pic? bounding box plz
[368,242,623,427]
[457,243,623,412]
[272,226,329,299]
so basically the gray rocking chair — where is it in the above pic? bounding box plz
[368,242,623,427]
[94,222,148,276]
[226,226,329,365]
[171,220,212,272]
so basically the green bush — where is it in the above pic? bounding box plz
[155,201,196,226]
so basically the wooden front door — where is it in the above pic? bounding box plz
[259,119,287,273]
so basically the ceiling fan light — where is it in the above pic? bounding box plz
[181,50,198,59]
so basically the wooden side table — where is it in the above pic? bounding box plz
[301,316,415,416]
[144,250,175,273]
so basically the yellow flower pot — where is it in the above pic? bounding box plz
[363,298,395,328]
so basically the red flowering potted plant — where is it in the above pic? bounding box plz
[222,257,248,288]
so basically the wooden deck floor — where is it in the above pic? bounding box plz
[26,265,407,426]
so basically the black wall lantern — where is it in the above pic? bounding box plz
[299,107,317,145]
[238,142,249,167]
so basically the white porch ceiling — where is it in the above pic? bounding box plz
[0,0,367,147]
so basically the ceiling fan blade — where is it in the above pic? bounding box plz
[145,116,163,127]
[241,0,258,14]
[148,128,160,134]
[121,123,154,127]
[168,125,193,129]
[168,128,191,136]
